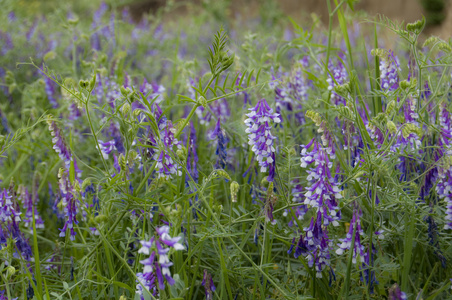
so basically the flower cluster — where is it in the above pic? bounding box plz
[380,50,400,91]
[335,209,366,264]
[136,226,184,299]
[48,118,72,168]
[289,211,333,278]
[327,59,348,106]
[210,119,228,169]
[20,187,44,230]
[43,76,58,108]
[300,138,342,226]
[388,284,407,300]
[0,188,20,224]
[244,99,281,181]
[57,169,78,241]
[154,122,182,180]
[140,78,166,104]
[201,270,216,300]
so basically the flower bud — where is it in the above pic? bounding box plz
[386,100,396,115]
[216,169,231,181]
[68,16,79,25]
[120,86,131,97]
[81,178,91,192]
[387,120,397,134]
[176,146,187,160]
[230,181,240,202]
[197,96,207,107]
[89,74,97,92]
[95,214,108,224]
[406,18,425,33]
[121,103,131,116]
[6,266,15,278]
[119,154,127,171]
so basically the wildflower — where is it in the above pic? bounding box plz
[140,78,166,104]
[379,50,400,91]
[264,189,277,225]
[335,209,366,264]
[20,187,44,230]
[201,270,216,300]
[290,211,333,278]
[58,169,78,241]
[244,99,281,181]
[210,119,228,169]
[0,189,20,223]
[47,118,72,168]
[98,140,116,158]
[388,284,407,300]
[136,226,184,299]
[186,122,199,183]
[327,58,347,105]
[153,122,182,180]
[360,243,378,294]
[300,138,342,226]
[43,76,58,108]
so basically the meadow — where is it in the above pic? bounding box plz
[1,0,452,299]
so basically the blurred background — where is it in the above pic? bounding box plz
[11,0,451,37]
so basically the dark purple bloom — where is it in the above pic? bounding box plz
[57,169,78,241]
[210,119,228,169]
[201,269,216,300]
[388,284,407,300]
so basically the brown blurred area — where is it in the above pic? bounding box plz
[126,0,451,38]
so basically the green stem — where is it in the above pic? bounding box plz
[84,93,111,177]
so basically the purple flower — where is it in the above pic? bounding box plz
[300,139,342,226]
[140,78,166,105]
[335,209,365,264]
[186,122,199,182]
[0,189,20,223]
[57,169,78,241]
[20,187,44,230]
[201,269,216,300]
[210,119,228,169]
[327,57,347,105]
[43,76,58,108]
[98,140,116,158]
[153,122,182,180]
[388,284,407,300]
[380,50,400,91]
[244,99,281,181]
[437,167,452,230]
[290,211,333,278]
[47,119,72,168]
[136,226,184,298]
